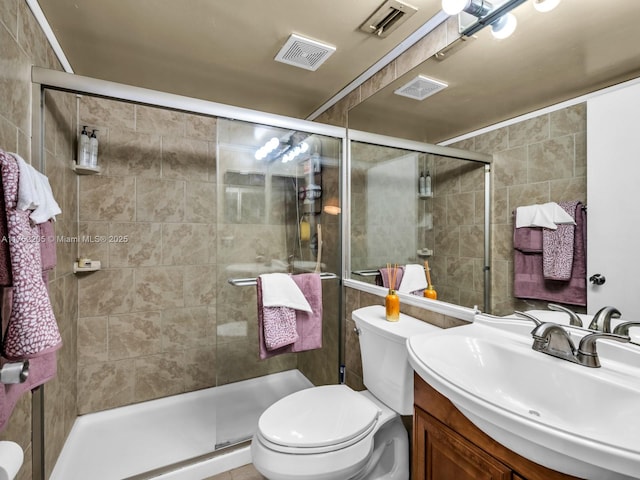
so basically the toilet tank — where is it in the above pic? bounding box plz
[352,305,441,415]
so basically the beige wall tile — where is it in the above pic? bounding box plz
[109,311,162,360]
[78,222,110,268]
[508,114,549,148]
[185,181,216,223]
[136,178,185,222]
[134,354,184,402]
[0,0,18,39]
[161,306,213,353]
[186,114,217,141]
[184,265,217,306]
[78,268,135,317]
[550,103,586,137]
[0,23,30,134]
[77,360,136,414]
[507,182,550,212]
[527,135,575,183]
[162,135,211,181]
[446,192,475,226]
[79,175,136,222]
[109,222,162,267]
[162,223,211,265]
[395,23,447,77]
[183,347,216,391]
[104,129,161,178]
[136,105,185,136]
[134,266,184,311]
[493,146,527,188]
[474,127,508,154]
[80,96,135,131]
[78,316,108,366]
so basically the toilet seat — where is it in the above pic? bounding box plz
[257,385,381,454]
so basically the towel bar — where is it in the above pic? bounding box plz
[352,269,380,277]
[228,272,338,287]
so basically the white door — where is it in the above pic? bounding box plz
[587,80,640,318]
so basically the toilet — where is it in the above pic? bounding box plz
[251,305,441,480]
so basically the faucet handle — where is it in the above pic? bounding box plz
[588,306,621,332]
[514,311,543,326]
[547,303,583,327]
[577,332,630,368]
[613,321,640,336]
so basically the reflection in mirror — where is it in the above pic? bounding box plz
[349,135,490,310]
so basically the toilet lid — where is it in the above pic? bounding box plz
[258,385,381,448]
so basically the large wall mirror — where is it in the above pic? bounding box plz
[347,0,640,316]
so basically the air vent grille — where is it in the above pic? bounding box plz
[394,75,448,101]
[360,0,418,38]
[275,34,336,71]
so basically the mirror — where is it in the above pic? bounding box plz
[347,0,640,315]
[348,132,490,310]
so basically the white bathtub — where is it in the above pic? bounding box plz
[51,369,313,480]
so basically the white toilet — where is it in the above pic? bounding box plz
[251,305,441,480]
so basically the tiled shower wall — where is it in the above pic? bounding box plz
[0,2,78,479]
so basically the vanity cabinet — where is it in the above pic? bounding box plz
[413,374,582,480]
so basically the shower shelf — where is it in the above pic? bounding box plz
[73,261,101,273]
[418,193,433,199]
[71,161,101,175]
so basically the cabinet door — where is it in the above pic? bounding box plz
[414,408,512,480]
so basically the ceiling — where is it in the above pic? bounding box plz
[38,0,640,143]
[37,0,443,119]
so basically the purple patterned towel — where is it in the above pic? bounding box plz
[542,201,580,281]
[0,151,62,360]
[262,306,299,351]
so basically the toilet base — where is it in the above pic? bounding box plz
[252,414,409,480]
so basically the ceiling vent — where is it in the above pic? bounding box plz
[274,33,336,71]
[394,75,448,101]
[360,0,418,38]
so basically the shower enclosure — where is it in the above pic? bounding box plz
[34,68,343,479]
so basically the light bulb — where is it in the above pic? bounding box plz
[491,13,517,39]
[441,0,469,15]
[533,0,560,13]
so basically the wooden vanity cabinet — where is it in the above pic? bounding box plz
[412,374,583,480]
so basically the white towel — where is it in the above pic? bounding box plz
[13,153,61,224]
[259,273,312,312]
[398,264,428,293]
[515,202,575,230]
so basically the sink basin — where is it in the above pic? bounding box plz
[407,315,640,479]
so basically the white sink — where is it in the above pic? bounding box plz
[407,314,640,480]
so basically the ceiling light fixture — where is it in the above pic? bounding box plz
[490,13,517,39]
[533,0,560,12]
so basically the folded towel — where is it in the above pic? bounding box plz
[257,273,322,359]
[13,153,61,224]
[513,226,543,253]
[259,272,312,312]
[515,202,575,230]
[262,306,299,350]
[0,151,62,360]
[398,264,428,293]
[543,201,580,281]
[376,267,404,290]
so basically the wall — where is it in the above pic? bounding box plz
[0,2,78,479]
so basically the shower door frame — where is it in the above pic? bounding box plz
[31,66,347,480]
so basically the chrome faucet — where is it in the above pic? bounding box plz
[514,311,542,327]
[547,303,583,327]
[530,322,630,368]
[588,306,622,332]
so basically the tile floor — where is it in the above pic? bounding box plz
[205,463,266,480]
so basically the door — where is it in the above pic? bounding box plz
[587,80,640,318]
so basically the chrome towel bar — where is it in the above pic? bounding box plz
[228,272,339,287]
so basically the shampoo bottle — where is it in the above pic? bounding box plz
[419,171,426,195]
[77,126,90,166]
[89,129,99,167]
[425,171,432,196]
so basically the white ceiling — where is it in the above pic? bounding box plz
[37,0,640,142]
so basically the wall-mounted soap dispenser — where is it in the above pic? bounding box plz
[89,129,99,167]
[77,126,90,166]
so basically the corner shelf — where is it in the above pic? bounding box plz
[73,261,101,274]
[71,161,101,175]
[418,192,433,199]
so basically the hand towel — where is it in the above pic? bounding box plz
[376,266,404,290]
[543,201,580,281]
[259,273,312,312]
[513,226,543,253]
[398,264,428,293]
[262,306,299,351]
[515,202,575,230]
[13,153,61,224]
[0,152,62,360]
[0,178,11,287]
[257,273,322,359]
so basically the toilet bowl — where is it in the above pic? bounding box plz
[251,305,441,480]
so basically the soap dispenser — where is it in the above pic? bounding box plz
[419,171,426,195]
[77,126,90,166]
[424,171,432,196]
[89,129,99,168]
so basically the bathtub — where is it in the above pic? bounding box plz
[51,369,313,480]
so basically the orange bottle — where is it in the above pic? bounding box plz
[385,289,400,321]
[423,261,437,300]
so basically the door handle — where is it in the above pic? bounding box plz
[589,274,606,285]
